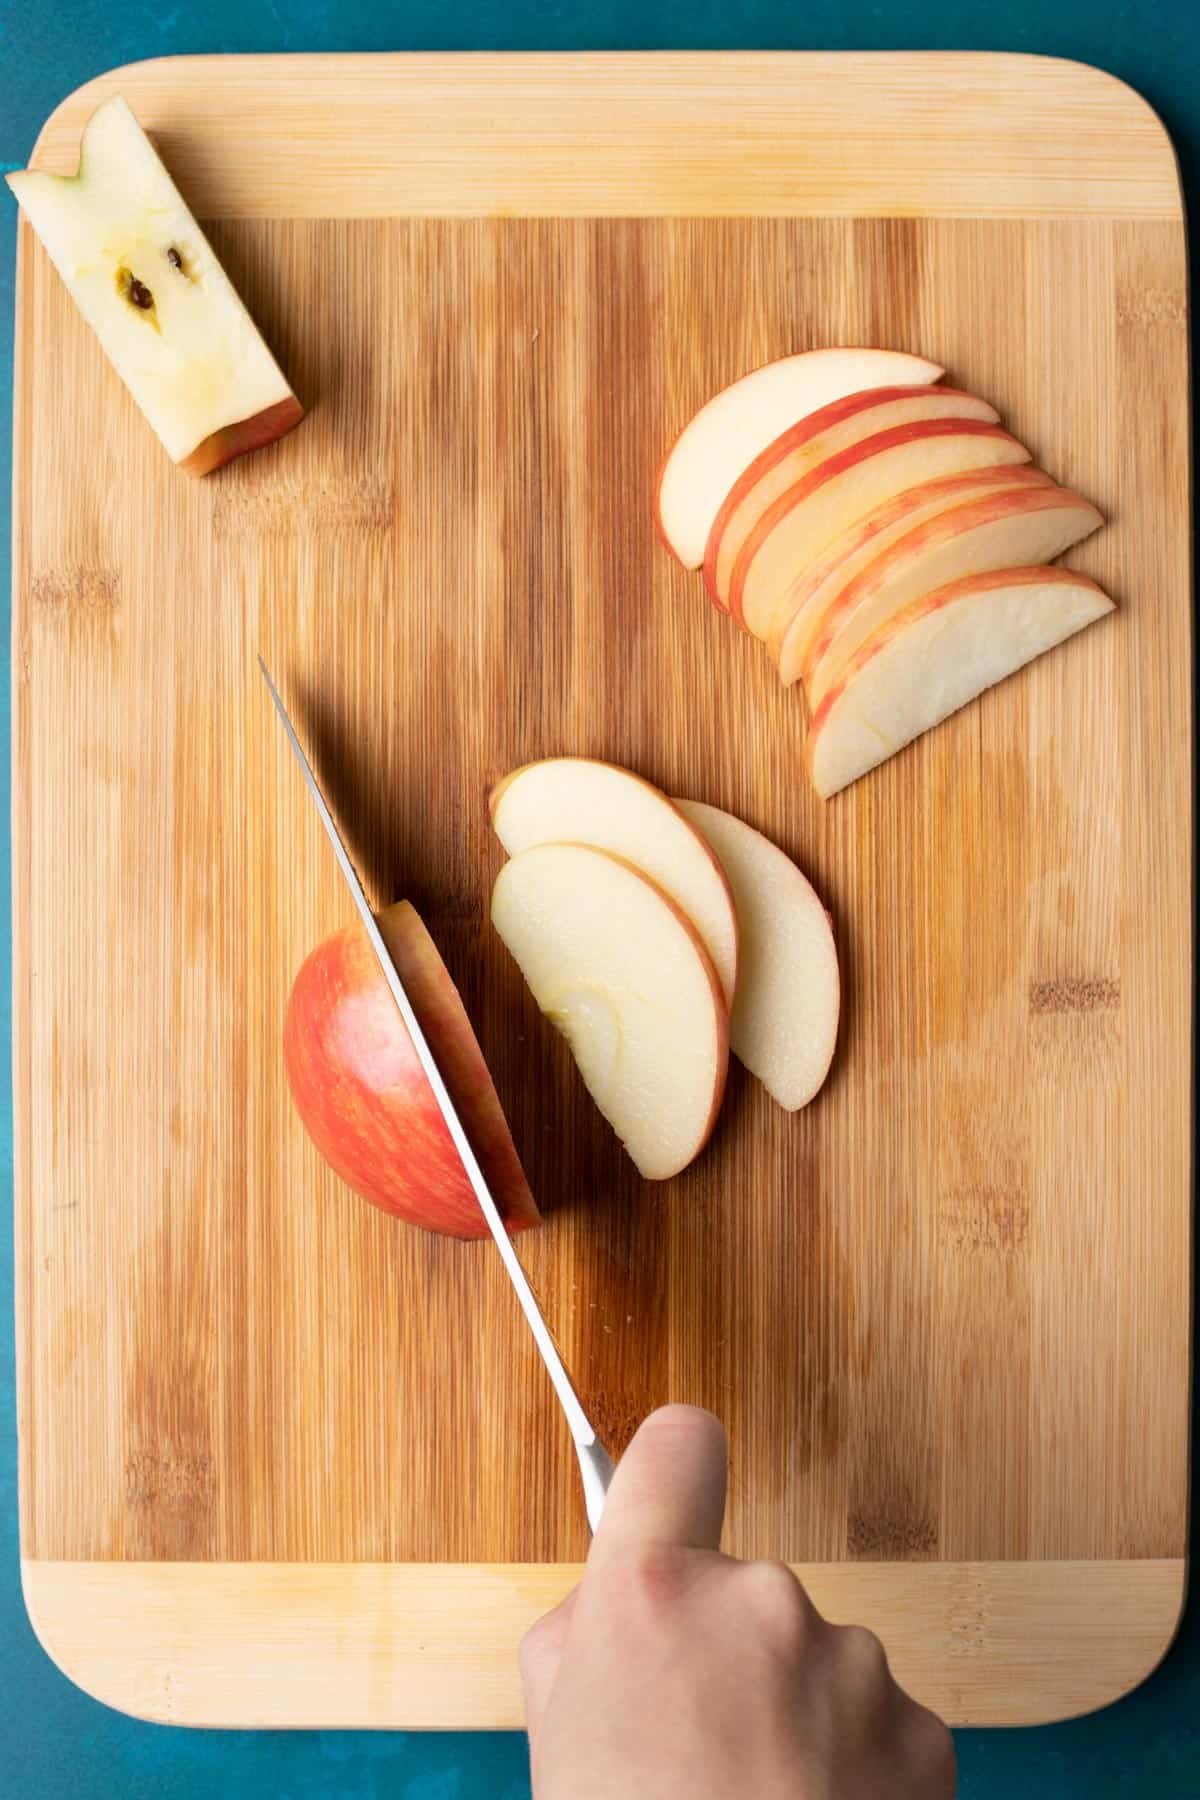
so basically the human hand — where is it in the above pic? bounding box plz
[521,1406,955,1798]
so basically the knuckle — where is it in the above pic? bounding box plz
[837,1623,891,1688]
[624,1540,697,1615]
[742,1560,814,1646]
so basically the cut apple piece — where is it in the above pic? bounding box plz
[769,465,1054,684]
[655,348,943,570]
[731,421,1031,637]
[703,386,999,612]
[7,96,302,473]
[674,801,840,1110]
[491,844,728,1180]
[284,901,540,1239]
[489,757,739,1007]
[806,568,1115,799]
[804,484,1104,709]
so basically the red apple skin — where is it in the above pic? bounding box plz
[284,900,540,1238]
[180,394,304,476]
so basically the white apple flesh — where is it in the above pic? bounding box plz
[491,843,729,1180]
[732,421,1031,638]
[7,96,301,473]
[804,485,1104,709]
[702,385,999,612]
[674,801,840,1111]
[806,567,1115,799]
[768,465,1054,684]
[489,757,739,1007]
[655,347,943,570]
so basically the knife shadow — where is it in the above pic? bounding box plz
[292,675,399,905]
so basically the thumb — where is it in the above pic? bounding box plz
[590,1405,727,1566]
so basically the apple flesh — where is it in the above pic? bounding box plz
[284,900,539,1238]
[806,567,1115,799]
[674,801,840,1110]
[731,421,1031,636]
[803,485,1104,709]
[702,386,999,612]
[489,757,739,1007]
[654,347,942,570]
[768,465,1054,684]
[491,843,728,1180]
[7,96,302,474]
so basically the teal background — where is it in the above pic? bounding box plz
[0,6,1195,1796]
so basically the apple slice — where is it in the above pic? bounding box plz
[703,386,999,611]
[284,900,540,1239]
[7,96,302,474]
[674,801,840,1110]
[491,844,728,1179]
[768,464,1054,684]
[731,421,1031,637]
[806,568,1115,799]
[489,757,739,1006]
[804,484,1104,710]
[655,348,943,570]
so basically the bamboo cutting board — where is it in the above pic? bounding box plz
[11,53,1191,1730]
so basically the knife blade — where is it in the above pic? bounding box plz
[259,658,614,1530]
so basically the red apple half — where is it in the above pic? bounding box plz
[284,900,540,1238]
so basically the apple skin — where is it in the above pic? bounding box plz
[181,394,305,476]
[284,900,540,1238]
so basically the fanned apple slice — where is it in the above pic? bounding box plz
[768,465,1054,684]
[703,386,998,611]
[655,348,942,570]
[489,757,739,1006]
[806,568,1115,799]
[491,844,728,1180]
[7,96,302,474]
[804,484,1104,709]
[731,421,1030,637]
[674,801,840,1111]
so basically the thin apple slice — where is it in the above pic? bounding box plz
[655,348,943,570]
[805,484,1104,710]
[731,421,1031,637]
[806,568,1115,800]
[674,801,840,1110]
[489,757,739,1007]
[769,465,1054,684]
[703,386,998,611]
[7,96,301,473]
[491,844,728,1180]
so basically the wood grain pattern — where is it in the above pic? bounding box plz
[11,54,1190,1727]
[22,1559,1185,1730]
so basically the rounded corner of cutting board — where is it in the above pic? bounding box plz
[18,1558,1188,1730]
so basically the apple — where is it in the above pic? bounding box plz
[7,96,302,475]
[284,900,540,1238]
[803,484,1104,709]
[673,801,840,1110]
[491,843,729,1180]
[806,567,1115,799]
[768,465,1054,685]
[729,421,1031,637]
[702,386,999,612]
[489,757,739,1007]
[654,347,943,570]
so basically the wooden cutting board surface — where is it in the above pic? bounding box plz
[11,52,1191,1729]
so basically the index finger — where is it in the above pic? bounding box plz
[590,1405,727,1565]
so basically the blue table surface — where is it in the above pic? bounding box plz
[1,5,1196,1796]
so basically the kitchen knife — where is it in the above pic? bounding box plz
[259,659,614,1531]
